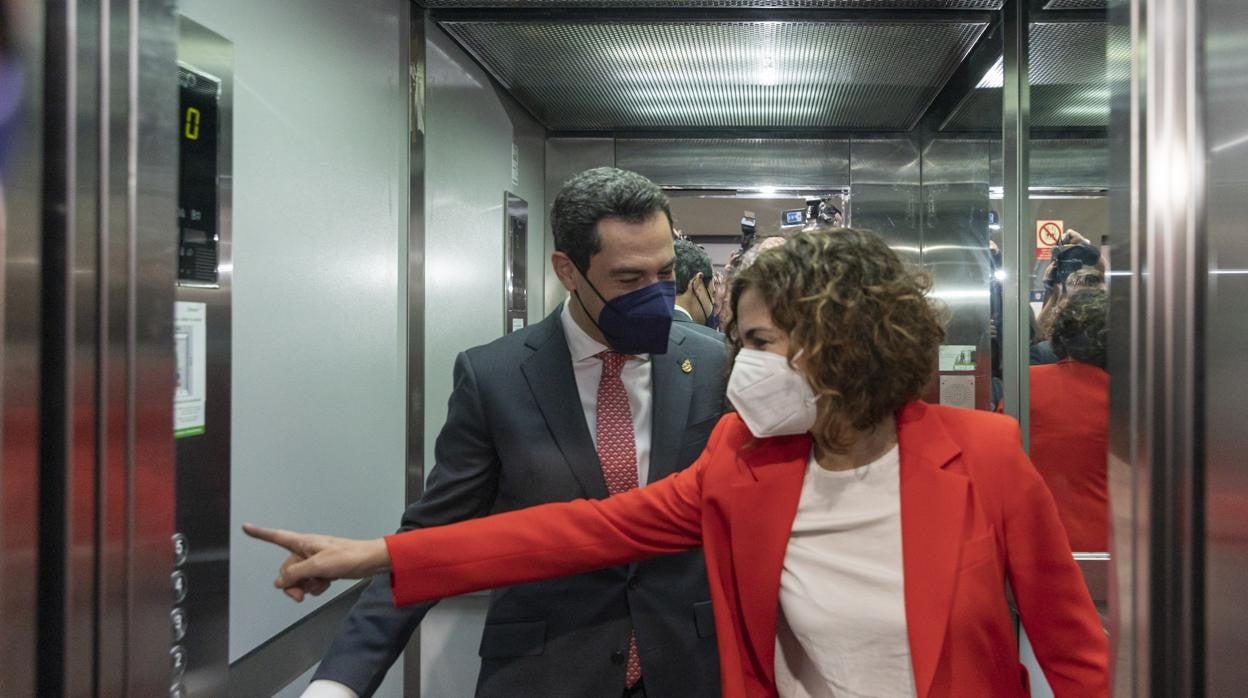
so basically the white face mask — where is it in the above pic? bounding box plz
[726,348,819,438]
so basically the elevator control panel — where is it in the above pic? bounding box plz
[170,532,188,696]
[178,66,221,285]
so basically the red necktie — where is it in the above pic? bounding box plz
[596,351,643,687]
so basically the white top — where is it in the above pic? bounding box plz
[673,304,694,322]
[775,445,916,698]
[560,299,654,486]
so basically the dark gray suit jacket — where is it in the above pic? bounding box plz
[672,307,724,341]
[314,310,728,697]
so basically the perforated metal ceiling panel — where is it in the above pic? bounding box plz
[943,22,1125,130]
[426,1,1001,7]
[441,20,987,130]
[1043,0,1107,9]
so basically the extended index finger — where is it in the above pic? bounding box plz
[242,523,303,552]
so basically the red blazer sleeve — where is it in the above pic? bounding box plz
[383,416,731,607]
[1001,424,1110,696]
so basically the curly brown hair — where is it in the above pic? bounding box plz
[726,228,946,453]
[1050,288,1108,369]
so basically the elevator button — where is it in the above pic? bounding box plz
[170,607,187,643]
[172,533,189,568]
[171,644,187,679]
[171,571,188,604]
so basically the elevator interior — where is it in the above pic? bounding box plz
[4,0,1243,696]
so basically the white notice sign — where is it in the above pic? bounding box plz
[939,374,976,409]
[938,344,977,372]
[174,301,207,438]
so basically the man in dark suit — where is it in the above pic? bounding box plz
[671,239,721,340]
[306,168,727,698]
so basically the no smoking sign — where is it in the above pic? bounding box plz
[1035,219,1064,260]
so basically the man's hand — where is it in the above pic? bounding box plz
[1062,229,1092,246]
[242,523,391,602]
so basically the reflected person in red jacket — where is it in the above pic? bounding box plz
[246,229,1108,698]
[1027,288,1110,552]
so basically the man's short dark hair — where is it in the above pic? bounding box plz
[551,167,673,270]
[673,239,712,294]
[1051,288,1109,369]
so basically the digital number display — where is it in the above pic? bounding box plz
[782,209,805,226]
[177,66,220,283]
[184,107,201,140]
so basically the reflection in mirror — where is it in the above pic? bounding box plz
[1024,17,1117,557]
[1028,287,1109,553]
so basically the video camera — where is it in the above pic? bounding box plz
[740,211,757,250]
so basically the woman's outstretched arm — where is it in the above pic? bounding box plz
[246,416,730,605]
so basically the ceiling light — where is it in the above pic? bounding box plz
[757,55,778,85]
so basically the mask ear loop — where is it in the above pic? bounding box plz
[692,274,712,322]
[570,262,611,337]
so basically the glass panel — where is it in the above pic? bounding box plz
[1025,19,1112,563]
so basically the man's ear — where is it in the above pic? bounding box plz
[688,271,705,296]
[552,251,578,293]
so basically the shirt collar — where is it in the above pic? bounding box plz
[560,298,649,363]
[673,304,694,322]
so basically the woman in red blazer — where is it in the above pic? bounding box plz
[247,229,1108,698]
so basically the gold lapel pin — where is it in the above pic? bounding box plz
[680,358,693,374]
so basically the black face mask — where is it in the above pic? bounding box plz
[573,265,676,355]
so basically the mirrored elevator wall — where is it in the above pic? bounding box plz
[541,134,1106,415]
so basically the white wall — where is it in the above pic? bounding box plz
[420,19,548,697]
[176,1,409,696]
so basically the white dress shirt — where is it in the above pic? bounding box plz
[561,299,654,486]
[774,445,916,698]
[673,304,695,322]
[301,302,656,698]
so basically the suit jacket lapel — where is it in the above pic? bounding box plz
[647,330,692,484]
[519,313,609,500]
[896,401,967,698]
[726,435,811,687]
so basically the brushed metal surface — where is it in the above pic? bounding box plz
[616,138,850,189]
[920,137,995,410]
[128,0,179,694]
[849,137,922,265]
[174,16,233,697]
[0,2,44,695]
[1000,0,1030,439]
[1203,0,1248,693]
[1107,0,1204,693]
